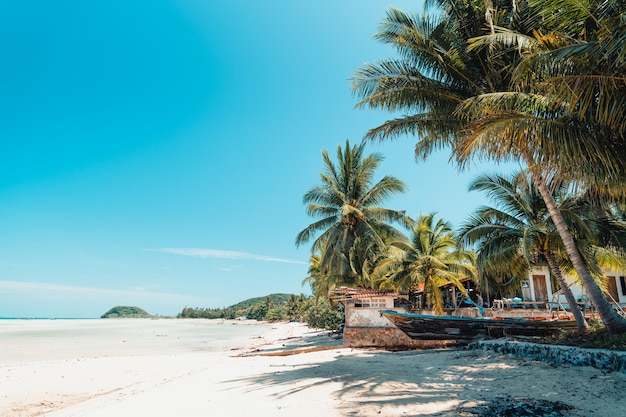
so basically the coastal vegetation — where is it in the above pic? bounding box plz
[177,293,344,330]
[375,213,476,315]
[296,0,626,337]
[178,294,299,320]
[461,173,585,331]
[101,306,152,318]
[542,325,626,351]
[459,172,626,331]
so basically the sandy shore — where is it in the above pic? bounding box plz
[2,319,625,417]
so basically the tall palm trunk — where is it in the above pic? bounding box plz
[343,228,361,280]
[526,156,626,334]
[543,250,589,331]
[420,278,429,310]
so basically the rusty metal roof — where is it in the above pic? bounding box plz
[329,287,406,302]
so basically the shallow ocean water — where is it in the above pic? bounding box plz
[0,318,270,362]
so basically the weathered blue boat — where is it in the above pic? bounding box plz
[380,310,578,341]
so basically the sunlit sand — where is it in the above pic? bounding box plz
[1,319,625,416]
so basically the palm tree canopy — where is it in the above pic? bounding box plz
[458,171,626,291]
[353,1,626,188]
[296,140,408,286]
[375,213,476,314]
[523,0,626,131]
[353,0,626,333]
[461,0,626,191]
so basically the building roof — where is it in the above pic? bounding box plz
[329,287,405,303]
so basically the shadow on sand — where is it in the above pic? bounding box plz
[221,348,584,416]
[241,329,344,356]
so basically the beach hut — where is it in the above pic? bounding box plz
[330,287,451,349]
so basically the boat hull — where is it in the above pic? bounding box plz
[380,310,578,341]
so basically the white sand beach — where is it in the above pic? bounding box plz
[2,319,625,417]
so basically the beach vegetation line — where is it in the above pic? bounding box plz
[177,293,344,330]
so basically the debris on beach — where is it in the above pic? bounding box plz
[458,396,576,417]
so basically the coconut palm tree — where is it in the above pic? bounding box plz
[352,0,626,333]
[456,0,626,332]
[458,172,596,330]
[286,294,308,322]
[296,140,408,289]
[375,213,476,315]
[302,253,328,299]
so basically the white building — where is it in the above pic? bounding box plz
[518,266,626,311]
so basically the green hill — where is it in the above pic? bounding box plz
[227,293,294,310]
[177,293,343,330]
[178,293,305,320]
[101,306,152,318]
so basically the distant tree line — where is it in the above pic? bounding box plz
[177,293,343,330]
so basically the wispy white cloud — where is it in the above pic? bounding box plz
[0,280,198,302]
[148,248,307,265]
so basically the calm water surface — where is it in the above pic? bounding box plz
[0,319,270,362]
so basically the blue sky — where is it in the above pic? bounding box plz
[0,1,517,318]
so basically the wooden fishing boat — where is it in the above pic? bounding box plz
[379,310,578,341]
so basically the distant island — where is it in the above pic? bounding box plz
[101,306,152,318]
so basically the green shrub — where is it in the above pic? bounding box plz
[303,297,344,331]
[246,303,268,320]
[265,306,289,321]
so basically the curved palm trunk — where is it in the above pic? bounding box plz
[527,158,626,334]
[420,284,428,310]
[543,250,589,331]
[419,275,432,311]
